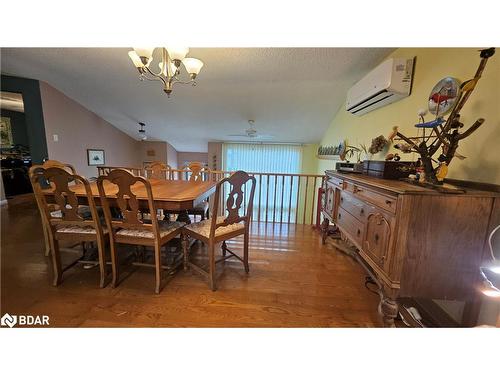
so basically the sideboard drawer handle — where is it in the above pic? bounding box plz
[385,200,392,205]
[338,213,341,219]
[357,229,361,235]
[360,209,364,214]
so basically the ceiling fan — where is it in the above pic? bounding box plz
[227,120,274,140]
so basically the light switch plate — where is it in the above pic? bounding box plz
[53,134,59,142]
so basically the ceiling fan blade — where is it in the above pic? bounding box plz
[254,134,275,139]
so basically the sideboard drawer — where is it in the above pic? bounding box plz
[348,183,397,213]
[327,176,344,190]
[337,207,364,249]
[339,190,368,223]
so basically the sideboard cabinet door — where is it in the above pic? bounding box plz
[325,182,336,219]
[363,212,392,270]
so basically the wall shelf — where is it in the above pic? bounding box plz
[316,154,341,160]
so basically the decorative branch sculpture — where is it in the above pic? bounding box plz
[395,48,495,185]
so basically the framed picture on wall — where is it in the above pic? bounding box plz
[87,149,105,166]
[0,116,14,148]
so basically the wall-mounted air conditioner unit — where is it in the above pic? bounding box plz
[346,57,414,116]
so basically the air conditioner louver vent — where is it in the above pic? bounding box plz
[346,57,414,116]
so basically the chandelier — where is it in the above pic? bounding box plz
[128,47,204,97]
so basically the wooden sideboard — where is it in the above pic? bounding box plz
[321,170,500,327]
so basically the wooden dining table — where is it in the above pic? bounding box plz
[45,178,217,219]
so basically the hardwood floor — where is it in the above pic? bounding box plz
[0,194,380,327]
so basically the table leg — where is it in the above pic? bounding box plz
[176,210,191,224]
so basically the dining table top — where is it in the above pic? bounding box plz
[46,178,217,211]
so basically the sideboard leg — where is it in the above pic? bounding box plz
[379,296,399,328]
[321,217,330,244]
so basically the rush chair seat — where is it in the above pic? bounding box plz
[97,168,184,294]
[30,167,109,288]
[181,170,256,291]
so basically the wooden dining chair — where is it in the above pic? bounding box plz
[42,160,80,181]
[145,161,171,180]
[182,161,210,182]
[97,168,184,294]
[185,162,211,220]
[30,167,109,287]
[181,170,256,291]
[29,163,92,256]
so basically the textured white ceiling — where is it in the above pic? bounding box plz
[0,48,393,152]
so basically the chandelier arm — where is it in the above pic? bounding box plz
[172,79,196,86]
[143,66,168,85]
[140,74,164,82]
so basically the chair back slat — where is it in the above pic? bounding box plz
[145,161,171,180]
[29,166,102,232]
[97,168,160,237]
[183,162,211,182]
[42,159,79,176]
[210,171,256,236]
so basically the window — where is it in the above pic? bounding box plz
[222,143,302,174]
[222,143,303,222]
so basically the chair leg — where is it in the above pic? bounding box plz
[43,224,51,256]
[49,234,62,286]
[154,242,163,294]
[96,236,107,288]
[221,240,227,257]
[243,232,250,273]
[181,233,189,270]
[208,242,217,291]
[109,240,119,288]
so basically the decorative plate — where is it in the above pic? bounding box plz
[428,77,461,116]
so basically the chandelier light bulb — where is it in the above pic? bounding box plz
[182,57,204,78]
[128,51,144,68]
[133,47,155,64]
[166,47,189,62]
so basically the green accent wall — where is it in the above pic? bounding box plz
[1,75,48,163]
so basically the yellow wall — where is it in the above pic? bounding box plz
[301,143,319,174]
[317,48,500,185]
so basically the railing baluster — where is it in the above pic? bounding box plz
[303,176,309,225]
[273,174,278,223]
[295,176,301,224]
[258,174,262,222]
[310,176,317,226]
[265,174,270,223]
[280,175,285,223]
[288,175,293,224]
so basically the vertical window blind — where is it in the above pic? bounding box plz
[222,143,303,222]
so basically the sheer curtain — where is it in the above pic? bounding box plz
[222,143,303,222]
